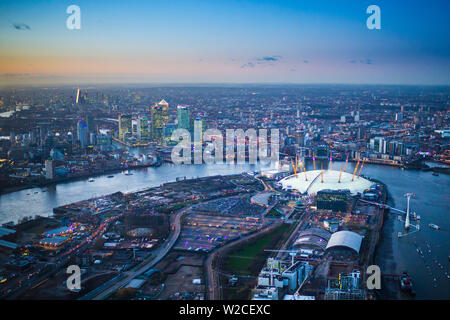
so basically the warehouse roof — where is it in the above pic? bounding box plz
[325,231,363,254]
[0,227,16,238]
[293,227,331,251]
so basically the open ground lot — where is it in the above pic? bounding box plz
[174,213,265,252]
[151,252,205,300]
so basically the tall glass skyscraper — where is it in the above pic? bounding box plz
[137,116,150,143]
[118,114,132,140]
[151,100,169,143]
[77,120,89,148]
[177,105,190,131]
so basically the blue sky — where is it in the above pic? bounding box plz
[0,0,449,85]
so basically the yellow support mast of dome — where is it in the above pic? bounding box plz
[352,159,360,181]
[357,158,366,179]
[313,152,316,170]
[343,154,349,172]
[290,157,297,177]
[321,164,324,183]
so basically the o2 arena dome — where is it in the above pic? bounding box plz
[277,169,373,195]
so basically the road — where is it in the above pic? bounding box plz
[81,209,186,300]
[255,175,274,191]
[276,211,310,258]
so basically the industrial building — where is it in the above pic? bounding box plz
[324,269,365,300]
[39,236,69,250]
[42,226,73,238]
[316,189,350,212]
[292,227,332,252]
[252,257,314,300]
[325,230,363,255]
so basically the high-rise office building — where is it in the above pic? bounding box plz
[119,114,132,140]
[194,117,204,135]
[45,159,55,180]
[137,116,150,143]
[86,114,95,133]
[164,123,178,144]
[97,131,112,147]
[370,137,387,154]
[177,105,190,131]
[76,88,81,104]
[77,120,89,148]
[151,100,169,143]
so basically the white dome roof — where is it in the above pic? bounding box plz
[325,230,363,253]
[278,169,372,195]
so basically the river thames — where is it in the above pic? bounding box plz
[0,160,448,299]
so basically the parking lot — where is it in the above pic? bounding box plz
[174,213,266,252]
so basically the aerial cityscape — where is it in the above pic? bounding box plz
[0,0,449,307]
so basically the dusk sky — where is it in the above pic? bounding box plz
[0,0,449,85]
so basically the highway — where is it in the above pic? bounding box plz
[81,209,186,300]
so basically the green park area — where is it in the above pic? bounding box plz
[225,223,293,276]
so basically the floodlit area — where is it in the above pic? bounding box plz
[278,170,373,195]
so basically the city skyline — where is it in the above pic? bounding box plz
[1,0,450,86]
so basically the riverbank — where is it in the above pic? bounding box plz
[1,161,448,299]
[372,179,402,300]
[0,161,161,196]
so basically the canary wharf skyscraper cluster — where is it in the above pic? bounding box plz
[117,100,194,146]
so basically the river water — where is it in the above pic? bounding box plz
[0,158,448,299]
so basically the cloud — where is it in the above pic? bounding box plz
[12,23,31,30]
[241,56,282,69]
[256,56,281,62]
[359,59,373,65]
[349,59,373,65]
[240,62,255,68]
[303,60,309,64]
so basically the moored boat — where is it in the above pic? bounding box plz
[429,223,440,230]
